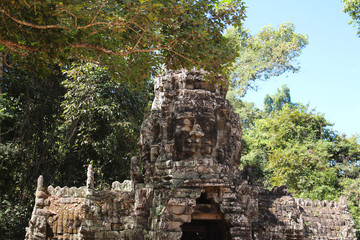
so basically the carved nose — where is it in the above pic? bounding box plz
[190,124,205,139]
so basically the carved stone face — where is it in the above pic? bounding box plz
[140,69,243,181]
[174,113,217,160]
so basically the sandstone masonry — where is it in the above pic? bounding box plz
[26,69,356,240]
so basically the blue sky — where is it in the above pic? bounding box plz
[242,0,360,137]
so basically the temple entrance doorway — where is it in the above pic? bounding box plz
[180,192,229,240]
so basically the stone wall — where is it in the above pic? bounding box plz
[26,69,356,240]
[26,168,136,240]
[255,187,355,239]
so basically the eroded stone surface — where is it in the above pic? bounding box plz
[26,69,356,240]
[140,69,242,185]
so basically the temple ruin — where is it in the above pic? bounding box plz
[26,69,356,239]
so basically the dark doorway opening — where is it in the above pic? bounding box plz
[180,192,229,240]
[180,219,227,240]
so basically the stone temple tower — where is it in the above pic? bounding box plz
[26,69,356,240]
[134,69,258,239]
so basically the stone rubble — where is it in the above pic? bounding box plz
[26,69,356,240]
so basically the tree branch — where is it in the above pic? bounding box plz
[23,0,31,8]
[77,21,115,30]
[91,2,105,24]
[56,8,78,28]
[72,40,177,57]
[168,49,195,64]
[132,23,149,51]
[0,38,39,52]
[0,7,69,30]
[1,6,141,34]
[4,49,14,68]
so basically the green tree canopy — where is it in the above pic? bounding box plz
[226,22,308,96]
[248,105,338,198]
[263,85,297,113]
[0,64,152,238]
[60,63,151,185]
[343,0,360,36]
[0,0,245,77]
[226,91,265,131]
[0,66,66,238]
[238,86,359,195]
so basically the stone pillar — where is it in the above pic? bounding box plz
[26,176,48,240]
[131,156,143,187]
[37,175,44,191]
[339,195,348,210]
[35,175,48,199]
[86,164,94,195]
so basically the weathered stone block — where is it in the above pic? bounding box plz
[167,205,186,215]
[165,221,182,231]
[170,214,191,223]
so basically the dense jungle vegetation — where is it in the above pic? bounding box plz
[1,0,360,238]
